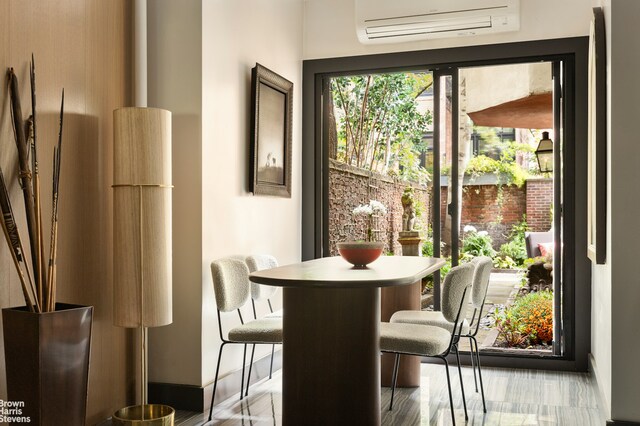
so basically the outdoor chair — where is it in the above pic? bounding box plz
[208,257,283,422]
[380,262,475,425]
[390,256,493,413]
[525,231,554,291]
[524,231,553,258]
[243,254,282,396]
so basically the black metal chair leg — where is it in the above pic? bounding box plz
[389,353,401,411]
[245,344,256,396]
[472,336,487,413]
[440,356,456,426]
[269,344,275,379]
[454,345,468,421]
[240,344,247,400]
[469,336,478,392]
[208,343,226,422]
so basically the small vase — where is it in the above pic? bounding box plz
[337,241,384,268]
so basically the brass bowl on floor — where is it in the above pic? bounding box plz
[113,404,175,425]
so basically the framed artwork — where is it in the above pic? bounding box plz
[250,63,293,197]
[587,7,606,264]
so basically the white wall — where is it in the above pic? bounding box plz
[303,0,592,59]
[608,0,640,422]
[590,0,612,419]
[147,0,303,390]
[463,63,551,113]
[200,1,303,386]
[148,0,303,386]
[147,0,203,386]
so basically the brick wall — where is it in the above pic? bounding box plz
[525,178,553,232]
[439,184,526,248]
[438,177,553,250]
[329,163,552,256]
[329,159,430,256]
[462,184,526,248]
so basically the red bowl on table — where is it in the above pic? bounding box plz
[337,242,384,268]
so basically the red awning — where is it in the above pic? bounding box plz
[467,92,552,129]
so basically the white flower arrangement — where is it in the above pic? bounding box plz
[352,204,373,216]
[463,225,477,233]
[353,200,387,217]
[352,200,388,241]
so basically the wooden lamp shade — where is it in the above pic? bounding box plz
[113,107,172,328]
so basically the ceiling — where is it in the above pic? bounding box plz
[467,92,552,129]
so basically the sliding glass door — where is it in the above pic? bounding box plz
[305,38,589,368]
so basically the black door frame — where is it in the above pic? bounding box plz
[302,37,590,371]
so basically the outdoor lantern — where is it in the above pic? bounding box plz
[535,131,554,173]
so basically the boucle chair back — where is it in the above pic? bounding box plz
[470,256,493,309]
[246,254,279,300]
[211,257,251,312]
[441,263,475,324]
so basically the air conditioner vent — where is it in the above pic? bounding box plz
[356,0,520,44]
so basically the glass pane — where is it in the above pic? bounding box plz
[457,62,556,355]
[325,71,434,265]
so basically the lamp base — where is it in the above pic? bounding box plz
[113,404,175,425]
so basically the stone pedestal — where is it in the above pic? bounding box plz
[398,231,422,257]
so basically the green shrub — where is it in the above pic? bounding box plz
[464,154,529,187]
[493,255,517,269]
[499,239,527,267]
[422,236,434,257]
[461,226,496,258]
[494,308,527,347]
[510,290,553,344]
[497,217,529,268]
[440,257,452,278]
[495,290,553,347]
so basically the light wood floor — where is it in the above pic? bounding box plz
[175,363,606,425]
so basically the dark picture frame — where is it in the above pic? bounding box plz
[587,7,606,264]
[250,63,293,197]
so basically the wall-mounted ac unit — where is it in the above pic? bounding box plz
[355,0,520,44]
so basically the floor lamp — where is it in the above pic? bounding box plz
[112,107,174,425]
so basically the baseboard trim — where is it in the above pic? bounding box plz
[149,348,282,412]
[607,421,640,425]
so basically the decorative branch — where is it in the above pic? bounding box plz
[2,58,64,312]
[8,68,40,294]
[0,168,38,312]
[46,89,64,312]
[30,55,48,299]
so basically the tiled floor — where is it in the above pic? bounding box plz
[175,363,606,425]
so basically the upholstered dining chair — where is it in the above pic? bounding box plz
[246,254,282,319]
[460,256,492,412]
[380,262,475,425]
[208,257,283,422]
[390,256,493,413]
[244,254,281,396]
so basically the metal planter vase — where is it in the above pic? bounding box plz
[2,303,93,426]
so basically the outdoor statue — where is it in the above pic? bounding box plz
[401,188,416,232]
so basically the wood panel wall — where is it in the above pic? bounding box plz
[0,1,134,423]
